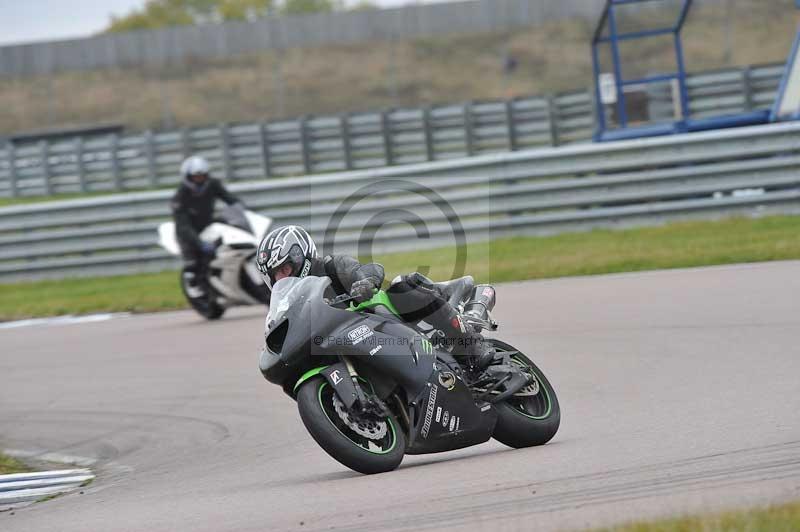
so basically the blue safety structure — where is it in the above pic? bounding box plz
[771,23,800,122]
[592,0,773,142]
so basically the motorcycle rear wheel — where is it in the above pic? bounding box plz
[489,339,560,448]
[297,377,406,474]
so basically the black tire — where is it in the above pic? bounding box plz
[201,303,225,320]
[296,377,405,474]
[490,339,561,448]
[180,271,225,320]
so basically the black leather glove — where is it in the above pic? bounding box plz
[350,277,378,303]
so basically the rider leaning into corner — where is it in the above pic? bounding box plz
[171,155,243,295]
[256,225,496,367]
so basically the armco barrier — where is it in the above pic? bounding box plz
[0,469,94,509]
[0,63,784,199]
[1,121,799,282]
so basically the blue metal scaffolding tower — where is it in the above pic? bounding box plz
[592,0,774,142]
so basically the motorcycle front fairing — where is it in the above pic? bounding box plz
[260,277,364,388]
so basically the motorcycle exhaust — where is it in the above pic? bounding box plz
[463,284,497,331]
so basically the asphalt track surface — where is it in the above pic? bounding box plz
[2,261,799,531]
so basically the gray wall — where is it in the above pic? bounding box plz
[0,0,607,78]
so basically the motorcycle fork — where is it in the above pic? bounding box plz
[393,394,412,432]
[341,356,368,407]
[340,355,394,420]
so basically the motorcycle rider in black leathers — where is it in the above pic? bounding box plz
[255,225,495,367]
[171,155,241,295]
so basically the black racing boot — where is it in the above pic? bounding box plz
[429,306,496,369]
[471,335,497,369]
[386,273,497,369]
[458,321,496,370]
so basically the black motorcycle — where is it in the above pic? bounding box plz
[259,275,560,474]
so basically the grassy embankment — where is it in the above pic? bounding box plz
[0,0,793,135]
[0,452,29,475]
[0,214,798,321]
[601,500,800,532]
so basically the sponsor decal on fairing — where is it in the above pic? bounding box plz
[347,325,374,345]
[420,385,438,439]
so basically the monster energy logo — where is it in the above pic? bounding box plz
[420,338,433,355]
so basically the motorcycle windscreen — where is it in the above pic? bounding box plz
[218,204,253,234]
[265,276,306,331]
[263,276,354,375]
[261,276,320,382]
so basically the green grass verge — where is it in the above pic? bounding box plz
[602,500,800,531]
[1,215,799,321]
[0,269,185,320]
[0,452,29,475]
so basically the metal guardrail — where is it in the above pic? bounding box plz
[1,120,799,283]
[0,96,568,198]
[0,469,94,509]
[0,62,784,199]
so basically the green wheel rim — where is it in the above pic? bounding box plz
[317,381,397,455]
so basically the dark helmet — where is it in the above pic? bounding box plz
[256,225,318,288]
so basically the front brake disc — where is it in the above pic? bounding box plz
[332,394,388,440]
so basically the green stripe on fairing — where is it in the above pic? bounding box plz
[293,366,329,393]
[348,290,402,318]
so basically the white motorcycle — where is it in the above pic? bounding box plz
[158,204,272,320]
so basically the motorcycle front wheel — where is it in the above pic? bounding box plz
[489,339,561,448]
[180,270,225,320]
[296,377,406,474]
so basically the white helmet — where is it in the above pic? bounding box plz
[180,155,211,193]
